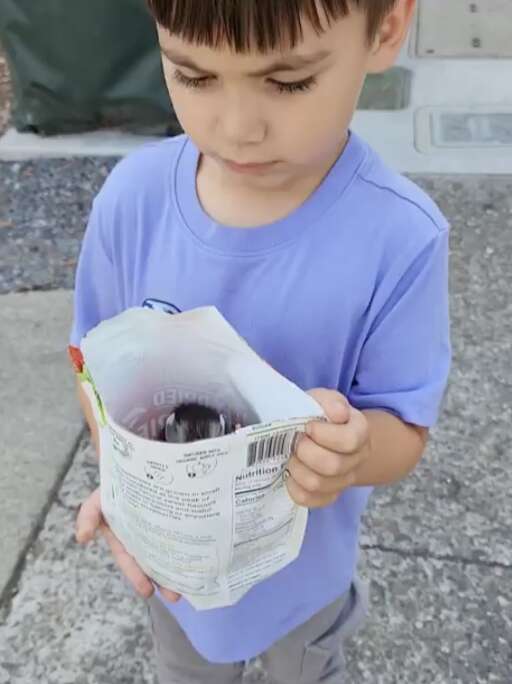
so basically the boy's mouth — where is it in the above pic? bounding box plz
[220,157,279,175]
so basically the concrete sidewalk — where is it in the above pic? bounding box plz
[0,175,511,682]
[0,291,83,606]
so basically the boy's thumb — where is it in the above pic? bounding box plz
[307,388,350,424]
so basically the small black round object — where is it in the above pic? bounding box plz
[164,403,230,443]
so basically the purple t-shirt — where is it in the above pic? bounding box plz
[70,131,450,663]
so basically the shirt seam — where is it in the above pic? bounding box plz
[355,165,449,235]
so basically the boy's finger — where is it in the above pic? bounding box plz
[75,488,102,544]
[285,476,338,510]
[294,435,343,475]
[287,454,357,495]
[307,388,350,424]
[305,411,367,455]
[99,522,155,599]
[158,586,182,603]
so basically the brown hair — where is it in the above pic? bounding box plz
[146,0,397,52]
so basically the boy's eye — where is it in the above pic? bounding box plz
[173,68,317,95]
[269,76,317,94]
[173,69,213,89]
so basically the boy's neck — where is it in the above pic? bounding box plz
[195,131,349,229]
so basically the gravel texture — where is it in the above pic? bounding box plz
[0,158,115,291]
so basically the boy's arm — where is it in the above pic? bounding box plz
[285,389,429,509]
[356,409,428,487]
[76,376,100,459]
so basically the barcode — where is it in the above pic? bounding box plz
[246,429,298,468]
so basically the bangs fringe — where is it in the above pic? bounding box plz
[146,0,396,51]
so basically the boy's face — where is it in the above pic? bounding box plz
[157,2,412,190]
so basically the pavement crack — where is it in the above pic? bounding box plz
[361,543,511,570]
[0,426,87,615]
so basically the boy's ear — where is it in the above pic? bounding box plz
[366,0,416,74]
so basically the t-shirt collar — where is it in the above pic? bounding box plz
[174,130,368,256]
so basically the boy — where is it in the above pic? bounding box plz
[72,0,451,681]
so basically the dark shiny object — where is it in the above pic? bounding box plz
[164,403,229,443]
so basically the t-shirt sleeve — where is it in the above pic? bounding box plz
[348,227,451,427]
[69,197,118,347]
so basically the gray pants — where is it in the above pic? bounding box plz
[147,578,368,683]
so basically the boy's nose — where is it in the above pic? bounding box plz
[219,99,267,147]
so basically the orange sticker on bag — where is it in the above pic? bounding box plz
[68,345,84,374]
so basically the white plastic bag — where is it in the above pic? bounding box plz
[80,306,323,609]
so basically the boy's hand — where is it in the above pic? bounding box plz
[285,389,370,509]
[76,488,181,603]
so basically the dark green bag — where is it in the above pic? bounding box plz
[0,0,180,135]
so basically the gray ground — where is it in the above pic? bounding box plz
[0,159,113,292]
[0,160,511,683]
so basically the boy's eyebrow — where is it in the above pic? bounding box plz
[160,48,331,76]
